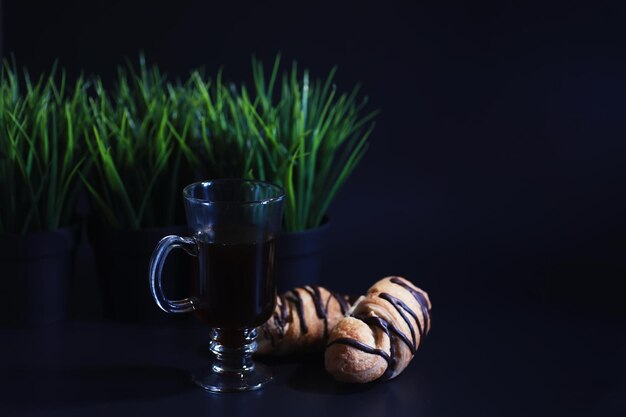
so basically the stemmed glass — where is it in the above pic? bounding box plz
[149,179,284,392]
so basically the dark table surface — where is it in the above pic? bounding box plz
[1,299,625,417]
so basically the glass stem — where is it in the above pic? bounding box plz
[209,328,257,374]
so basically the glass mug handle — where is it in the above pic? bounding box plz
[149,235,198,314]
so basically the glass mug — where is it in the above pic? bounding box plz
[149,179,284,392]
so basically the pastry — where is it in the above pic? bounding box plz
[325,276,431,383]
[257,286,351,355]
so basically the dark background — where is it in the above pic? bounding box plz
[2,2,626,416]
[3,0,626,316]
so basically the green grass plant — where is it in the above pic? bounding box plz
[0,61,89,234]
[81,57,197,230]
[191,56,378,231]
[1,55,377,234]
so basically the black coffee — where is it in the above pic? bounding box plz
[194,238,276,329]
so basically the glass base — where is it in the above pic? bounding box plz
[192,327,272,393]
[192,362,273,392]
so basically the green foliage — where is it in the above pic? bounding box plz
[81,57,198,229]
[0,61,89,233]
[192,56,378,231]
[1,55,376,234]
[249,56,377,231]
[188,70,257,179]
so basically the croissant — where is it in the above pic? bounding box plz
[324,276,432,383]
[257,286,351,355]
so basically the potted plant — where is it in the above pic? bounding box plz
[81,57,198,322]
[190,57,377,290]
[0,62,89,326]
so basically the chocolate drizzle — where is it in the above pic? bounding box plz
[327,277,431,381]
[275,296,289,334]
[331,291,350,315]
[378,293,421,347]
[286,287,355,337]
[261,286,353,348]
[362,316,397,380]
[327,337,393,376]
[263,295,289,347]
[390,277,430,335]
[286,290,308,334]
[277,295,289,333]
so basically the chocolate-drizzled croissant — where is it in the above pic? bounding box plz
[325,276,432,383]
[257,286,351,355]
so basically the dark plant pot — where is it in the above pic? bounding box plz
[276,218,330,293]
[0,225,79,327]
[89,222,194,323]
